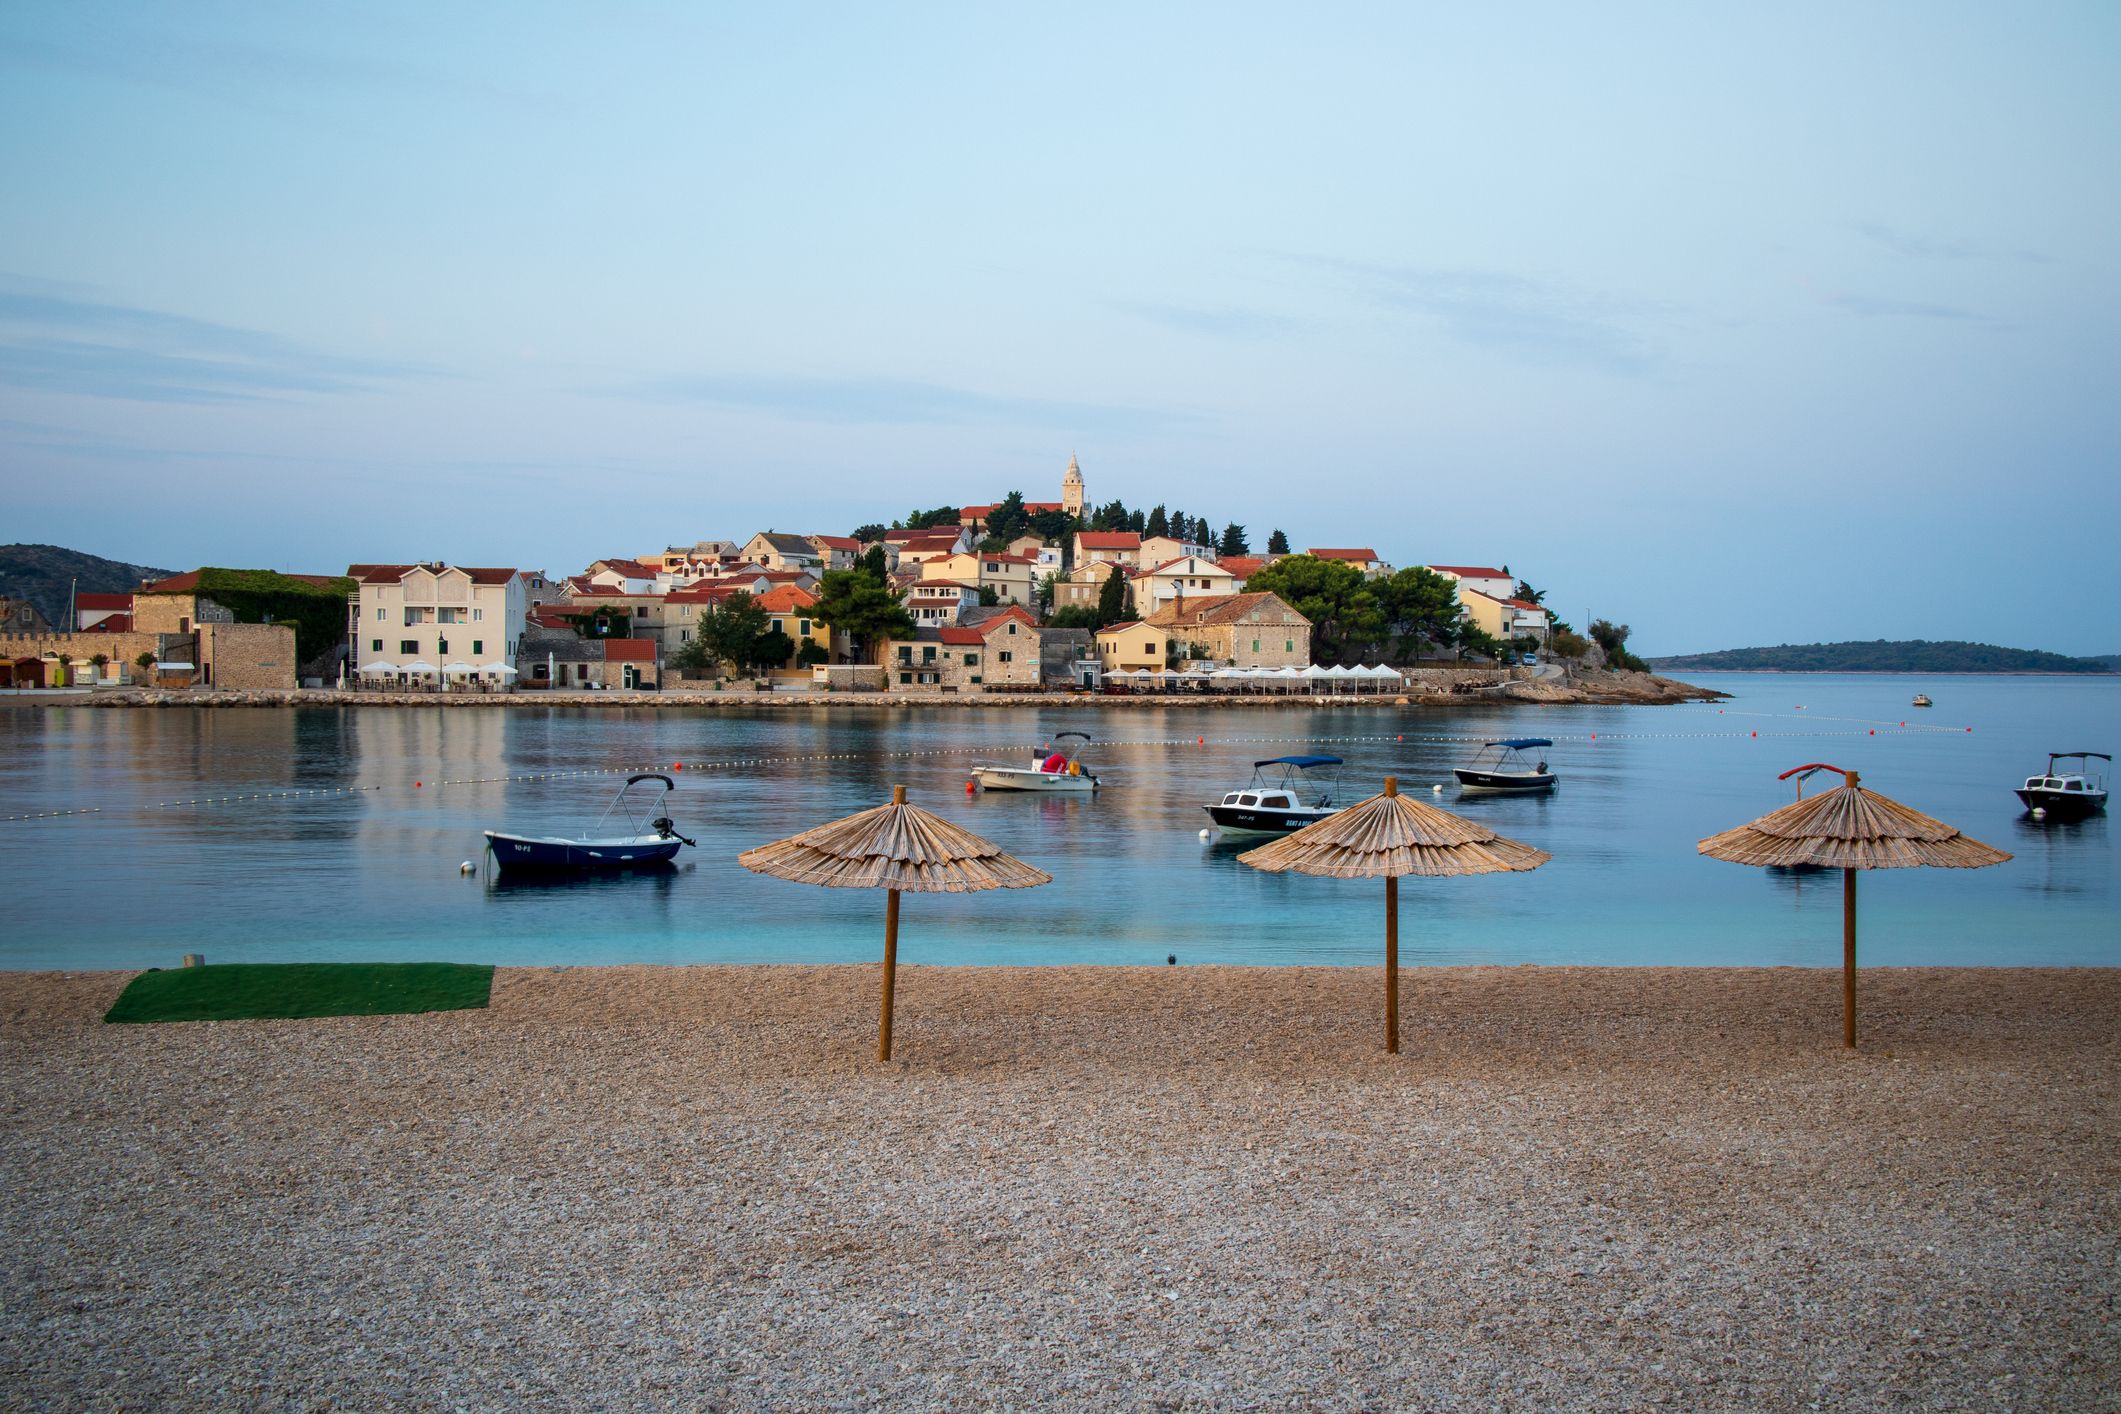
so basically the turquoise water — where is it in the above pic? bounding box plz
[0,674,2112,970]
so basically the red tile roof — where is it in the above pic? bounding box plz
[960,501,1063,518]
[604,638,657,661]
[1428,564,1510,580]
[756,584,818,612]
[938,626,985,645]
[1216,556,1266,581]
[344,563,519,587]
[1077,532,1141,549]
[1308,548,1379,562]
[74,592,134,610]
[593,558,660,578]
[1507,598,1544,612]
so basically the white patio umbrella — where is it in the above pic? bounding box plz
[480,663,519,677]
[401,660,437,676]
[358,661,397,675]
[441,661,476,676]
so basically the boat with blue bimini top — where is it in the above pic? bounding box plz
[1454,739,1559,795]
[484,773,698,873]
[1204,756,1345,834]
[2014,752,2109,821]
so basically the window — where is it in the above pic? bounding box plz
[1253,639,1260,653]
[922,646,936,663]
[898,646,912,663]
[771,619,783,632]
[400,640,417,654]
[969,674,983,684]
[964,653,978,666]
[371,639,382,652]
[438,638,449,654]
[799,619,811,635]
[680,630,690,642]
[635,606,648,618]
[472,640,483,655]
[900,672,912,684]
[1007,623,1017,635]
[998,651,1012,663]
[376,607,385,621]
[1285,640,1294,653]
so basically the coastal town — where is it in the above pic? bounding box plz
[0,455,1684,703]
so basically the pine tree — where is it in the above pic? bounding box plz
[1219,523,1249,557]
[1267,528,1290,555]
[1095,564,1130,627]
[1144,504,1169,538]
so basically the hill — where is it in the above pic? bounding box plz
[0,543,173,630]
[1648,640,2115,674]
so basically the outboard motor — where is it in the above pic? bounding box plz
[651,816,698,847]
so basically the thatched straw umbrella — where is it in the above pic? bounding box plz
[1698,764,2010,1047]
[739,785,1051,1061]
[1240,776,1549,1053]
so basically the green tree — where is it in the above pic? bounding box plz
[1095,563,1132,627]
[699,592,771,673]
[806,568,917,663]
[984,491,1029,544]
[1266,528,1290,555]
[860,544,889,580]
[796,639,830,668]
[904,506,961,531]
[1376,566,1463,661]
[670,635,715,678]
[1046,605,1101,631]
[977,585,1000,606]
[1588,619,1648,672]
[1548,628,1591,660]
[1512,580,1546,605]
[1090,499,1132,532]
[1027,507,1073,546]
[1218,523,1249,557]
[89,652,109,683]
[1144,504,1169,538]
[1035,570,1061,617]
[1458,626,1507,662]
[1242,555,1385,664]
[134,650,156,678]
[851,523,886,543]
[1167,508,1188,544]
[749,628,796,673]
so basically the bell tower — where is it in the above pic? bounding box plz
[1061,452,1084,518]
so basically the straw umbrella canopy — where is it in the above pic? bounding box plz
[1240,776,1549,1053]
[739,785,1051,1060]
[1698,764,2010,1047]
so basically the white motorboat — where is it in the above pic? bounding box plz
[972,730,1100,792]
[1203,756,1344,834]
[1454,738,1559,794]
[2014,751,2109,821]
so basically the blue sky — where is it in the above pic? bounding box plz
[2,1,2115,653]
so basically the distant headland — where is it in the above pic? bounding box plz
[1648,640,2118,674]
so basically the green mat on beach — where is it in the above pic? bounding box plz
[105,962,494,1024]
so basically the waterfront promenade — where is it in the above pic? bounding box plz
[3,964,2113,1411]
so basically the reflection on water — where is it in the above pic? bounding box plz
[0,674,2113,970]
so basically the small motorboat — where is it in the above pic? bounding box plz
[1204,755,1344,834]
[1912,693,1933,708]
[484,773,698,872]
[2014,752,2109,821]
[973,731,1100,792]
[1454,738,1559,794]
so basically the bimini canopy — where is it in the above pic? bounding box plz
[1255,755,1343,769]
[1490,738,1554,750]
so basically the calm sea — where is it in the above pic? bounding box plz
[1,674,2112,971]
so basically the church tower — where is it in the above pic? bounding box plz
[1061,452,1084,518]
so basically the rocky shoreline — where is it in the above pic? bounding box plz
[19,666,1722,710]
[1,963,2112,1411]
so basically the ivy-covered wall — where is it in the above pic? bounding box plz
[184,569,355,666]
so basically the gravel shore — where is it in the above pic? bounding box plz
[3,965,2114,1412]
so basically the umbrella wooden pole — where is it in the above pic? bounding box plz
[1842,866,1857,1049]
[880,887,900,1062]
[1384,776,1400,1055]
[879,785,907,1063]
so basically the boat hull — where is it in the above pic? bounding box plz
[1453,768,1559,794]
[1203,804,1340,834]
[2013,788,2107,821]
[973,768,1098,792]
[484,830,685,872]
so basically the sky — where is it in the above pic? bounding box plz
[1,2,2116,655]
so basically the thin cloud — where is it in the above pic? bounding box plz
[624,372,1194,435]
[0,285,434,404]
[1292,255,1662,375]
[1855,223,2051,265]
[1826,293,1989,322]
[1114,302,1300,341]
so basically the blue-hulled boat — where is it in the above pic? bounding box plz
[1454,739,1559,794]
[484,774,697,873]
[1204,755,1345,833]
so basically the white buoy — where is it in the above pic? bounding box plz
[460,860,477,875]
[1431,784,1444,794]
[1199,828,1213,840]
[2031,807,2046,820]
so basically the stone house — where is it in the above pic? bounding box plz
[884,606,1043,691]
[738,533,824,572]
[0,597,52,633]
[1144,591,1312,668]
[1055,560,1133,613]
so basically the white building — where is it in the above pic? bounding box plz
[348,563,533,678]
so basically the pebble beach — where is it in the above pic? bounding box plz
[3,964,2115,1412]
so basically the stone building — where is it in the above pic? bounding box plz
[1144,591,1312,668]
[0,597,52,633]
[883,606,1045,691]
